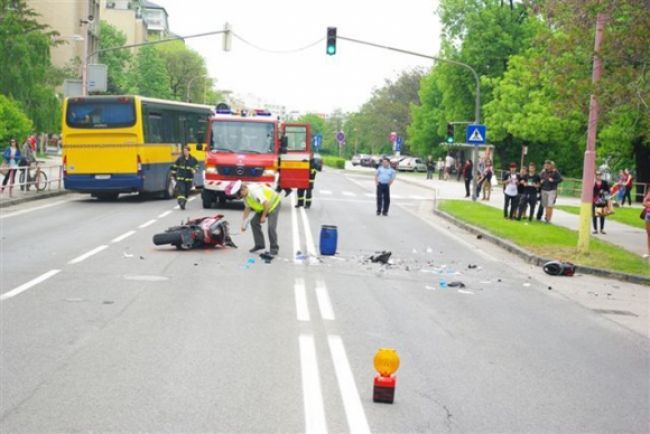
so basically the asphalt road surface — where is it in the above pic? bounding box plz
[1,169,648,433]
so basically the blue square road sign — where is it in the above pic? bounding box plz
[466,124,487,145]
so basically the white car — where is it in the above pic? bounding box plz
[398,157,427,172]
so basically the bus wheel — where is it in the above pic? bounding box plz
[96,192,119,201]
[162,172,176,199]
[201,189,215,209]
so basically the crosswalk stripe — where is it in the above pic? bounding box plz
[342,191,356,197]
[319,189,332,195]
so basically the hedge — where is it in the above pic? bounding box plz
[323,156,345,169]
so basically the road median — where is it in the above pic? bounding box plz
[434,200,650,286]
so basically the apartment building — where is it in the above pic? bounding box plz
[28,0,101,70]
[142,0,169,39]
[101,0,147,47]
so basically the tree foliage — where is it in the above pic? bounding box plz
[98,21,131,94]
[128,45,171,99]
[0,0,60,132]
[0,94,33,146]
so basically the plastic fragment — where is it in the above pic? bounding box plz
[447,281,466,288]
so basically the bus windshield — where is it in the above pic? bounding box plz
[66,98,136,129]
[210,121,275,154]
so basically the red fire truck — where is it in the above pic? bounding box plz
[200,107,312,208]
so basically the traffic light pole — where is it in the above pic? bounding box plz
[337,35,482,200]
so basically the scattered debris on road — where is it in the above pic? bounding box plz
[370,251,392,264]
[447,281,466,288]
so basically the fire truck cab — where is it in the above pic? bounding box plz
[200,106,312,209]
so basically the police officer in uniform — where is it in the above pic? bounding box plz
[295,158,317,209]
[171,145,198,210]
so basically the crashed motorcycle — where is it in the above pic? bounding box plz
[153,214,237,250]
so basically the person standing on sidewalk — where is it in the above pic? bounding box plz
[592,171,611,234]
[481,162,493,201]
[171,146,198,210]
[462,159,473,198]
[643,187,650,259]
[502,163,520,219]
[426,156,434,180]
[622,169,633,206]
[1,138,21,197]
[517,162,540,220]
[540,160,562,223]
[375,156,396,216]
[19,137,36,191]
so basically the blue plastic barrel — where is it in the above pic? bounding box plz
[319,225,338,256]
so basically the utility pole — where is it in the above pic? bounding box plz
[577,13,607,253]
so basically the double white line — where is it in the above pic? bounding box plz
[296,278,370,434]
[291,194,318,264]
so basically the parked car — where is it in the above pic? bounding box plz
[360,155,374,167]
[398,157,427,172]
[313,153,323,171]
[371,155,382,168]
[390,156,408,169]
[351,154,362,166]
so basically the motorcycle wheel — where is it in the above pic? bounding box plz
[153,231,183,246]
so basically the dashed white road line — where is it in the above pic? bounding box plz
[342,191,356,197]
[319,189,332,195]
[291,194,302,263]
[158,210,173,218]
[315,280,335,320]
[111,230,136,243]
[299,207,318,264]
[299,334,328,434]
[409,195,426,200]
[138,219,157,228]
[294,278,310,322]
[68,245,109,264]
[0,269,61,301]
[364,192,375,198]
[327,335,371,434]
[0,200,69,220]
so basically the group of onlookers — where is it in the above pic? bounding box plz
[1,135,38,197]
[500,160,562,224]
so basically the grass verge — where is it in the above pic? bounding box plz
[438,200,649,277]
[555,205,645,230]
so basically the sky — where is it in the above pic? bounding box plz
[154,0,442,114]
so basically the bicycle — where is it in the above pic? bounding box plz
[18,160,48,192]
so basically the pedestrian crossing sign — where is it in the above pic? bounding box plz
[466,124,487,145]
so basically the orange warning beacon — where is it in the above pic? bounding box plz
[373,348,400,403]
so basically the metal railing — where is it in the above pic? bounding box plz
[2,162,64,195]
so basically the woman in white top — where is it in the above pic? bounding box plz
[502,162,520,219]
[2,138,22,196]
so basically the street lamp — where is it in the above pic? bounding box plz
[186,76,202,102]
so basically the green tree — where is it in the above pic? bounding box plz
[128,45,171,99]
[0,0,60,131]
[0,94,33,146]
[98,21,131,94]
[157,41,207,102]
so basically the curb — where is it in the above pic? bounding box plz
[433,208,650,286]
[0,190,69,209]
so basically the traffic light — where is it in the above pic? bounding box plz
[326,27,337,55]
[446,123,454,143]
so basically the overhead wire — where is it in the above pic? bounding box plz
[232,32,325,54]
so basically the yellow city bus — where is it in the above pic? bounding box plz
[62,95,213,200]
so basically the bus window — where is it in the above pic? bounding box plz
[66,99,136,129]
[146,114,162,143]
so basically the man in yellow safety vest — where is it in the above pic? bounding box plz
[226,180,281,255]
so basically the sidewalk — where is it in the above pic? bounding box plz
[0,155,66,208]
[395,172,647,258]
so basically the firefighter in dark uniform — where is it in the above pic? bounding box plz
[295,158,317,209]
[171,145,198,210]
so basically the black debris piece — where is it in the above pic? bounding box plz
[497,279,502,282]
[547,286,553,290]
[467,264,478,269]
[139,256,145,260]
[194,263,198,266]
[476,234,483,239]
[447,281,466,288]
[103,300,114,305]
[370,251,392,264]
[543,260,576,276]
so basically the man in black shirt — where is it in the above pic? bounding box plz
[517,163,541,221]
[539,160,563,223]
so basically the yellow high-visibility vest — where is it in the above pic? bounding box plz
[245,185,281,213]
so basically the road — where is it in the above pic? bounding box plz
[1,169,648,433]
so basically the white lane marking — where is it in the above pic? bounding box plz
[0,269,61,301]
[319,189,332,195]
[409,195,426,200]
[295,278,310,322]
[68,245,109,264]
[327,335,371,434]
[364,192,374,198]
[188,196,197,202]
[111,230,136,243]
[173,205,180,210]
[458,289,475,295]
[299,207,318,264]
[291,194,302,263]
[138,219,157,228]
[299,335,328,434]
[342,191,356,197]
[0,200,69,220]
[391,194,405,199]
[158,210,173,218]
[315,280,335,320]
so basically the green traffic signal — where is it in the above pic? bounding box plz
[326,27,337,56]
[446,122,454,143]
